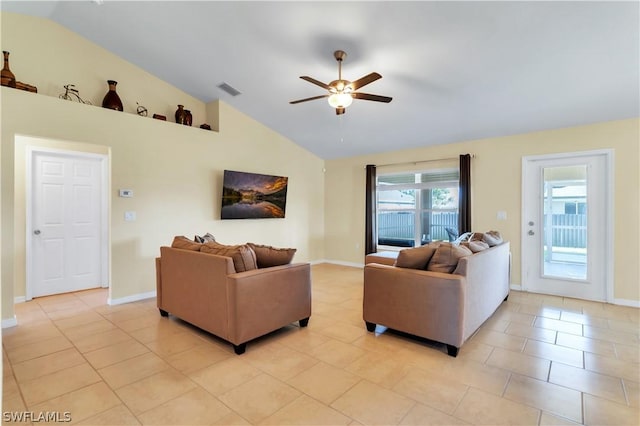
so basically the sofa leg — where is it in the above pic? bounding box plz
[446,345,459,357]
[159,309,169,317]
[503,294,509,301]
[233,343,246,355]
[365,321,376,332]
[299,317,310,327]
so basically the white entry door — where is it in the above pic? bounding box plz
[30,150,107,298]
[522,151,612,301]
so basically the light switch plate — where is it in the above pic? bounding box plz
[119,189,133,198]
[497,211,507,220]
[124,211,136,221]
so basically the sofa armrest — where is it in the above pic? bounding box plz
[226,263,312,345]
[364,263,465,347]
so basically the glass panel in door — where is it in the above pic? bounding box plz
[542,165,587,280]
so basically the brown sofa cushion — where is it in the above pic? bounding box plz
[194,233,216,243]
[171,236,202,251]
[247,243,297,268]
[200,242,258,272]
[427,243,472,273]
[394,243,439,270]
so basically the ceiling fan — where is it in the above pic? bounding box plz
[290,50,392,115]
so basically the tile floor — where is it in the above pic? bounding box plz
[2,263,639,425]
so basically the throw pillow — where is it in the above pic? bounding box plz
[483,230,503,247]
[247,243,297,268]
[394,243,439,270]
[171,236,202,251]
[427,242,472,273]
[200,242,258,272]
[461,240,490,253]
[194,233,216,243]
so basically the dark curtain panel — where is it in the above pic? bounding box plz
[459,154,472,234]
[365,164,377,255]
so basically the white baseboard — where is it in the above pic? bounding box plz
[14,296,26,304]
[108,290,156,306]
[613,298,640,308]
[320,259,365,268]
[510,284,522,291]
[2,316,17,328]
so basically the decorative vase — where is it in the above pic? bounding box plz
[175,105,186,124]
[1,51,16,88]
[102,80,123,111]
[184,110,192,126]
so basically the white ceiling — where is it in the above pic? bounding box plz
[2,1,638,159]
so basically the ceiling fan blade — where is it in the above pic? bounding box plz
[300,76,332,91]
[350,72,382,91]
[289,94,329,104]
[353,92,392,103]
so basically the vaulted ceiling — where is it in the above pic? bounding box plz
[2,1,638,159]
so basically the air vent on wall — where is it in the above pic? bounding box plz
[217,82,242,97]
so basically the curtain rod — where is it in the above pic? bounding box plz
[373,154,475,168]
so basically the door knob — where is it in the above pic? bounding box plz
[528,230,534,236]
[33,229,41,235]
[528,221,534,226]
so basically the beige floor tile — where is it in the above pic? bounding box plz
[218,374,301,424]
[503,374,582,423]
[30,381,120,424]
[556,331,616,357]
[583,393,640,425]
[97,352,170,389]
[331,380,415,425]
[71,328,133,353]
[316,322,368,343]
[607,317,640,334]
[439,358,511,396]
[5,335,73,364]
[491,309,536,326]
[287,361,361,405]
[128,322,185,344]
[399,402,470,425]
[392,368,468,414]
[2,372,21,400]
[480,317,510,333]
[77,404,140,425]
[137,387,231,425]
[12,347,85,383]
[243,343,319,381]
[504,322,557,344]
[583,324,639,345]
[534,317,583,335]
[189,357,262,396]
[84,338,149,369]
[624,379,639,407]
[453,387,540,425]
[2,322,63,349]
[20,362,101,407]
[310,339,368,368]
[560,311,609,328]
[276,328,332,353]
[455,340,494,363]
[538,412,581,425]
[114,312,165,333]
[1,394,30,425]
[261,394,352,425]
[486,347,551,381]
[52,310,105,330]
[144,330,206,357]
[211,412,251,425]
[524,339,584,368]
[345,350,415,389]
[164,343,230,375]
[62,318,118,341]
[471,329,527,352]
[115,369,197,415]
[585,351,640,382]
[549,362,626,404]
[615,342,640,363]
[517,304,562,320]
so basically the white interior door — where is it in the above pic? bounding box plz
[31,150,106,298]
[522,151,612,301]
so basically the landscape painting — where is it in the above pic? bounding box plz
[221,170,288,219]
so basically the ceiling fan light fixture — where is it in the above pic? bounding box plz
[328,93,353,108]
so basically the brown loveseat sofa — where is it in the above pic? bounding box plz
[156,244,311,354]
[363,241,510,357]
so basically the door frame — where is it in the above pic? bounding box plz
[521,149,614,302]
[25,146,110,301]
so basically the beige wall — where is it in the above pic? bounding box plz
[325,118,640,303]
[1,13,325,321]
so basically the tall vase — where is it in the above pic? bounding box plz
[102,80,123,111]
[175,105,186,124]
[184,110,192,126]
[1,51,16,88]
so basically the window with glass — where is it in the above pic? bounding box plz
[377,169,459,248]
